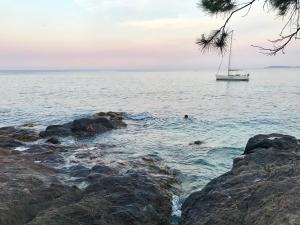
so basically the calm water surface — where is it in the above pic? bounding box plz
[1,69,300,198]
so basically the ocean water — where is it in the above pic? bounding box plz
[1,69,300,203]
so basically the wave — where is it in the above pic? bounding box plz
[125,112,155,121]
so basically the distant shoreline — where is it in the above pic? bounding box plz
[265,66,300,69]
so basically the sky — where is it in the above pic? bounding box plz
[0,0,299,70]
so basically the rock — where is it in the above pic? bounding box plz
[46,137,60,145]
[181,134,300,225]
[91,164,115,175]
[94,111,125,119]
[75,152,91,159]
[0,126,39,142]
[95,112,107,117]
[67,165,91,178]
[0,143,177,225]
[40,112,127,138]
[191,140,204,145]
[21,122,35,128]
[71,118,109,136]
[0,136,23,148]
[244,133,298,154]
[26,157,177,225]
[0,147,81,225]
[0,126,40,148]
[94,117,116,129]
[39,124,73,138]
[23,144,71,167]
[93,112,127,127]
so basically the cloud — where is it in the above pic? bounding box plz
[74,0,140,12]
[73,0,200,20]
[124,17,220,30]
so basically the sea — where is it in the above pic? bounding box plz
[1,68,300,218]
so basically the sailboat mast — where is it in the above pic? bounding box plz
[228,31,234,76]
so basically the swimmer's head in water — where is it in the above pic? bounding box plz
[184,115,189,119]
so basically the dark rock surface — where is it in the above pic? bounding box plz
[40,124,73,138]
[244,133,298,154]
[40,112,126,138]
[189,140,204,145]
[181,133,300,225]
[46,137,60,144]
[0,127,39,147]
[0,147,77,225]
[27,171,175,225]
[0,126,39,142]
[63,165,91,178]
[0,136,23,147]
[0,143,177,225]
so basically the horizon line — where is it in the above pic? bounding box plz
[0,67,277,73]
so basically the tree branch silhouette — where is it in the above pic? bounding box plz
[198,0,300,55]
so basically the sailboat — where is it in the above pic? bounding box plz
[216,31,250,81]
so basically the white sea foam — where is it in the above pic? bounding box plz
[171,195,182,218]
[78,181,89,190]
[268,136,281,140]
[15,146,29,152]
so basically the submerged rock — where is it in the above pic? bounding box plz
[40,112,127,138]
[181,133,300,225]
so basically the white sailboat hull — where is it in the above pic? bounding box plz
[216,74,249,81]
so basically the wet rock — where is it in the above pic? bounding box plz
[94,111,125,119]
[181,134,300,225]
[39,124,73,138]
[71,118,109,136]
[46,137,60,145]
[81,172,173,225]
[0,126,39,142]
[245,133,298,154]
[26,159,177,225]
[75,152,91,159]
[21,122,36,128]
[0,136,23,148]
[1,143,177,225]
[23,144,71,167]
[189,140,204,145]
[93,112,127,128]
[95,112,107,117]
[40,112,126,138]
[67,165,91,178]
[0,126,40,148]
[0,147,81,225]
[91,164,115,175]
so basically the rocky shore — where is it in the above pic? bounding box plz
[2,112,300,225]
[181,134,300,225]
[0,112,178,225]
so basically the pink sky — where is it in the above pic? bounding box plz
[0,0,299,70]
